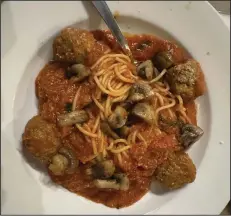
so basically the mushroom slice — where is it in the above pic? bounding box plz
[95,153,104,162]
[132,103,154,124]
[100,121,120,139]
[114,173,130,191]
[49,147,79,176]
[57,110,89,127]
[67,64,91,82]
[59,147,79,174]
[48,154,69,176]
[152,51,174,71]
[181,124,204,149]
[86,160,115,179]
[94,173,130,191]
[120,101,133,110]
[94,179,120,190]
[108,106,128,129]
[117,126,130,138]
[128,83,154,103]
[137,60,154,81]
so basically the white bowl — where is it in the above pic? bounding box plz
[1,1,230,214]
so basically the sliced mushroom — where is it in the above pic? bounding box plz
[48,147,79,176]
[181,124,204,149]
[86,160,115,179]
[57,110,89,127]
[153,67,160,78]
[94,173,129,191]
[108,106,128,129]
[66,64,91,82]
[132,103,154,125]
[94,179,120,190]
[152,51,174,71]
[100,121,120,139]
[127,83,154,103]
[59,147,79,174]
[95,153,104,162]
[117,125,130,138]
[114,173,130,191]
[48,154,69,176]
[120,101,133,111]
[137,60,154,81]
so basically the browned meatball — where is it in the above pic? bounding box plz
[22,115,61,163]
[166,59,206,101]
[53,28,96,64]
[154,151,196,190]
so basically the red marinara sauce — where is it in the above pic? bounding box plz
[35,30,200,208]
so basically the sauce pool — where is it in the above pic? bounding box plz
[36,30,198,208]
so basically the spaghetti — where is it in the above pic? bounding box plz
[72,52,192,163]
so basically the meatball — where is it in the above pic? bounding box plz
[166,60,206,101]
[154,151,196,190]
[53,28,96,64]
[22,115,61,163]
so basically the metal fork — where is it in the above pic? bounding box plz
[91,1,137,64]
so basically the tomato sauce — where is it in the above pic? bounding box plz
[92,30,190,63]
[35,30,201,208]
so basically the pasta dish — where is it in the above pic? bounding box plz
[22,28,206,208]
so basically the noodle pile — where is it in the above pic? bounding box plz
[71,52,191,164]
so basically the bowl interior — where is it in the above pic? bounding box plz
[11,15,210,214]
